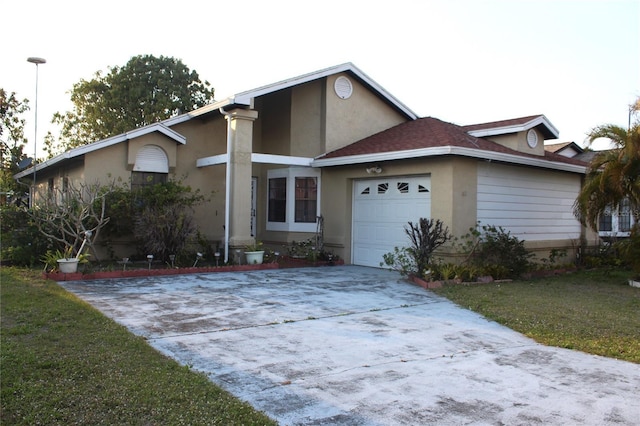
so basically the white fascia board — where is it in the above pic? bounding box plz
[161,98,235,127]
[14,133,128,179]
[233,63,355,105]
[197,153,314,169]
[312,146,586,174]
[233,63,418,119]
[14,123,187,179]
[312,147,453,167]
[251,153,314,166]
[197,154,228,168]
[126,123,186,144]
[468,115,559,139]
[14,150,79,178]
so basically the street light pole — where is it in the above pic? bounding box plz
[27,56,46,206]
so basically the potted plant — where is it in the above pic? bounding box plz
[244,241,265,265]
[57,246,80,273]
[41,246,90,274]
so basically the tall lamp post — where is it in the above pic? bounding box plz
[27,56,46,206]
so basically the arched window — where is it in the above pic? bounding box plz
[132,145,168,189]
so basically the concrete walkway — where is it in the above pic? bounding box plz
[59,266,640,425]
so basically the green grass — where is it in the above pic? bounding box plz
[0,267,277,425]
[432,268,640,364]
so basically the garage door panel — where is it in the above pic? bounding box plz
[352,176,431,267]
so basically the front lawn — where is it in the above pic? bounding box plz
[0,267,277,425]
[432,268,640,363]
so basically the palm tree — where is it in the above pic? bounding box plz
[574,100,640,230]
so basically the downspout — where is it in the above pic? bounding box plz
[219,107,232,263]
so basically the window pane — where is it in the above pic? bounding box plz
[599,211,612,232]
[619,199,631,232]
[295,177,317,223]
[268,177,287,222]
[131,172,167,190]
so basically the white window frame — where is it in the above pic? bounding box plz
[266,167,321,232]
[598,199,636,238]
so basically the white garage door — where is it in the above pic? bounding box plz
[352,176,431,267]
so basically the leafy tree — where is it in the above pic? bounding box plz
[0,89,30,198]
[47,55,215,155]
[574,98,640,230]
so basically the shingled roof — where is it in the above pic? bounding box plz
[313,117,587,171]
[463,115,559,139]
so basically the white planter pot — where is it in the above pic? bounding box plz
[629,279,640,288]
[244,251,264,265]
[57,258,79,273]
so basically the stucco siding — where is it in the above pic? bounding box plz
[477,163,581,241]
[324,74,407,153]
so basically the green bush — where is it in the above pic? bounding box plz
[617,225,640,278]
[0,205,52,267]
[103,180,208,263]
[454,223,533,279]
[381,246,417,277]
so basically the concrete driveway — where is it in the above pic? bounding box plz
[59,266,640,425]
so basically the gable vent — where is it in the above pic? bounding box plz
[334,76,353,99]
[134,145,168,173]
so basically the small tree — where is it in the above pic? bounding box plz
[405,218,451,275]
[28,180,116,260]
[382,218,451,278]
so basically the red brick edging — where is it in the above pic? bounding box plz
[44,262,280,281]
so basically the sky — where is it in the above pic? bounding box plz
[3,0,639,159]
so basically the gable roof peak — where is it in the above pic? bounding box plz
[463,114,559,139]
[167,62,419,125]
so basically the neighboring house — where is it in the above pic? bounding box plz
[15,63,591,266]
[544,141,584,158]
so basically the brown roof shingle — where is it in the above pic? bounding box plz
[319,117,588,167]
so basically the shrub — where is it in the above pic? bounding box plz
[381,246,416,277]
[382,218,451,278]
[455,223,533,279]
[104,179,207,263]
[0,205,52,266]
[617,225,640,278]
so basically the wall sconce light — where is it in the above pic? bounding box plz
[366,165,383,174]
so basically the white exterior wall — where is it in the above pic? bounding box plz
[477,163,581,241]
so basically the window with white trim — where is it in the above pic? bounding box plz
[598,198,636,237]
[132,145,169,190]
[267,168,321,232]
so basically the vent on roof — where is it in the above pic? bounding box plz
[334,76,353,99]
